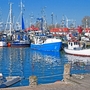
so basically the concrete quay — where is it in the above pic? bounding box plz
[1,74,90,90]
[1,64,90,90]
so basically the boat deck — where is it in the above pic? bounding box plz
[1,74,90,90]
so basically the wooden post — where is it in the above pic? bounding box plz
[29,76,37,87]
[63,64,71,82]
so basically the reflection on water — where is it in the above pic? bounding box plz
[30,50,67,84]
[0,47,67,87]
[0,47,31,86]
[65,54,90,74]
[0,47,90,87]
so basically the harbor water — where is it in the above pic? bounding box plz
[0,47,90,87]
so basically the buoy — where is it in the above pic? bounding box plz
[7,43,11,47]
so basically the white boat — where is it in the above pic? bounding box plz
[0,73,21,88]
[0,42,7,47]
[64,40,90,57]
[30,35,62,51]
[0,34,7,47]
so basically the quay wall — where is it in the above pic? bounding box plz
[1,64,90,90]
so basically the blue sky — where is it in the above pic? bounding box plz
[0,0,90,27]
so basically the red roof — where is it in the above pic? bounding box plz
[50,28,61,32]
[25,25,39,31]
[77,26,83,34]
[85,28,90,32]
[50,28,69,32]
[62,28,69,32]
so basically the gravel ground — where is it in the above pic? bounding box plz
[1,74,90,90]
[0,81,89,90]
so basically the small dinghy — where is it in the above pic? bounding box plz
[0,73,21,88]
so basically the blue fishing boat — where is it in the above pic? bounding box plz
[30,35,62,51]
[10,31,30,47]
[30,17,62,51]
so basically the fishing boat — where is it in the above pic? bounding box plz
[8,1,30,47]
[0,73,21,88]
[30,35,62,51]
[64,40,90,57]
[30,16,62,51]
[9,31,30,47]
[10,40,30,47]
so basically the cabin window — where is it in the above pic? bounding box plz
[71,42,72,46]
[76,42,77,45]
[74,42,77,45]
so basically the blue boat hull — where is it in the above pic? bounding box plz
[11,43,30,47]
[10,41,30,47]
[30,42,62,51]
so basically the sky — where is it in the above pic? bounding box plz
[0,0,90,28]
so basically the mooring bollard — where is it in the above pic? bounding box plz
[63,64,71,82]
[29,76,37,87]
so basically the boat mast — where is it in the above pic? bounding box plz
[15,0,24,31]
[51,12,54,26]
[61,15,65,27]
[0,8,3,31]
[42,6,47,32]
[10,3,13,36]
[29,12,34,27]
[20,0,23,27]
[20,0,25,30]
[5,3,13,35]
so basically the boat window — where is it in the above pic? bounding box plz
[74,42,78,45]
[71,42,72,46]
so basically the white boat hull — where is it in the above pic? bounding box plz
[64,48,90,57]
[0,41,7,47]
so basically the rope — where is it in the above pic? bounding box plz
[38,74,63,79]
[22,74,63,80]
